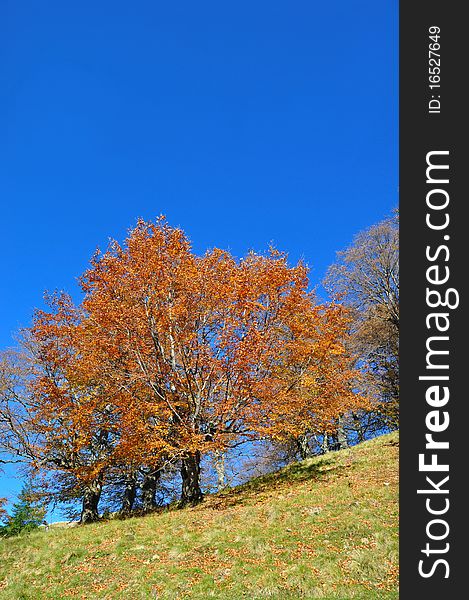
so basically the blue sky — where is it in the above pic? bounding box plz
[0,1,397,505]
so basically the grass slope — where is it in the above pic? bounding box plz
[0,432,398,599]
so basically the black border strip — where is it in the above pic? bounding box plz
[400,2,466,596]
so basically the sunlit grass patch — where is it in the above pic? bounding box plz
[0,432,398,599]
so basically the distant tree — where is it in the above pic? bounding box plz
[0,483,46,537]
[0,497,7,521]
[0,348,39,467]
[324,212,399,431]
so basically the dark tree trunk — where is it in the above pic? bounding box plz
[180,451,203,507]
[141,467,161,512]
[337,418,349,450]
[297,434,313,460]
[120,471,138,516]
[352,412,365,443]
[80,475,103,524]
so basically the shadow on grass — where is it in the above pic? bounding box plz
[203,455,350,510]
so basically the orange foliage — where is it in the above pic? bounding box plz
[28,218,367,484]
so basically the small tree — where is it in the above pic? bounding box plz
[0,497,8,521]
[0,484,46,537]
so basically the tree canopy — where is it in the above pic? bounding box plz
[1,218,369,522]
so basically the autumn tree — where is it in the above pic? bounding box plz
[27,294,119,523]
[79,218,366,505]
[18,291,173,521]
[324,212,399,432]
[1,217,369,518]
[0,497,7,522]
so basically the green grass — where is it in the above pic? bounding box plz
[0,433,398,599]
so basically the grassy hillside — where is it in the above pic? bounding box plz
[0,432,398,599]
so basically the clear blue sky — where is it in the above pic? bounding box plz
[0,1,397,505]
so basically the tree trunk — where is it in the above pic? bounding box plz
[297,434,313,460]
[180,451,203,507]
[214,450,226,491]
[320,433,330,454]
[80,475,103,524]
[337,417,349,450]
[120,471,138,516]
[352,412,365,443]
[141,467,161,512]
